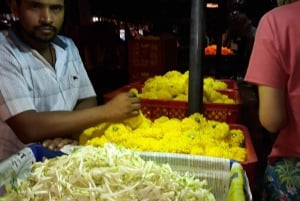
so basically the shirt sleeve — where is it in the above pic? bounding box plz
[0,46,36,121]
[244,13,288,89]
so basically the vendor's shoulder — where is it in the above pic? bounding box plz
[53,35,77,49]
[0,30,11,49]
[0,30,9,41]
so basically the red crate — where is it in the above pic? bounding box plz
[220,79,239,90]
[104,83,242,123]
[128,37,178,82]
[231,124,258,192]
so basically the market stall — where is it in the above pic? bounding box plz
[0,0,258,200]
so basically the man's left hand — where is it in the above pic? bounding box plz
[42,138,78,150]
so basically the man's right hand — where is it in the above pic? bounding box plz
[103,91,141,122]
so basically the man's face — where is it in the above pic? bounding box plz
[12,0,64,43]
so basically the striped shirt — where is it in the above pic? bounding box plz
[0,28,96,160]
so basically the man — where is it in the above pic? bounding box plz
[0,0,141,161]
[244,0,300,200]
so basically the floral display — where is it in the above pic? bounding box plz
[79,112,247,162]
[135,70,235,104]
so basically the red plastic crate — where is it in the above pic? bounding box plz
[230,124,258,192]
[220,79,239,90]
[128,37,178,82]
[104,84,242,123]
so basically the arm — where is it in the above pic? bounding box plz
[74,97,98,110]
[6,92,140,144]
[258,85,287,133]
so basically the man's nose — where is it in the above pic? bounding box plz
[39,8,53,24]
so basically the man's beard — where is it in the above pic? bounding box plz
[29,25,59,43]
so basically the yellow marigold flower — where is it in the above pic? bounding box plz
[123,110,145,129]
[213,80,228,90]
[164,70,183,78]
[155,118,182,133]
[136,127,163,139]
[80,111,247,162]
[228,129,245,147]
[173,94,187,101]
[86,136,108,147]
[104,124,131,143]
[79,122,109,145]
[79,127,96,145]
[156,90,173,100]
[153,116,170,124]
[129,88,139,97]
[182,78,189,95]
[230,147,247,162]
[190,146,205,155]
[181,118,200,131]
[211,122,230,140]
[189,113,207,123]
[139,71,235,103]
[224,99,235,104]
[205,146,225,158]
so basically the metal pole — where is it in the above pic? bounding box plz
[188,0,206,115]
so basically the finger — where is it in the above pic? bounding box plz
[131,110,140,116]
[57,138,73,149]
[46,138,64,150]
[48,143,57,150]
[131,98,141,104]
[42,139,52,147]
[127,91,136,97]
[52,137,63,144]
[132,102,141,109]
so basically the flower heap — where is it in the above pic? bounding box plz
[79,112,247,162]
[137,70,235,104]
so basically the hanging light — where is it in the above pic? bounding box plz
[206,3,219,8]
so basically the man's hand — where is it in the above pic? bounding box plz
[42,137,78,150]
[103,91,141,122]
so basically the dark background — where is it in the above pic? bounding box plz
[1,0,276,24]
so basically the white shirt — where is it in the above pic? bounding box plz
[0,28,96,160]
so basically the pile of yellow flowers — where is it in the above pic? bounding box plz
[136,70,235,104]
[79,112,247,162]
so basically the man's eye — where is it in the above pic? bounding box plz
[51,6,63,13]
[30,3,41,10]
